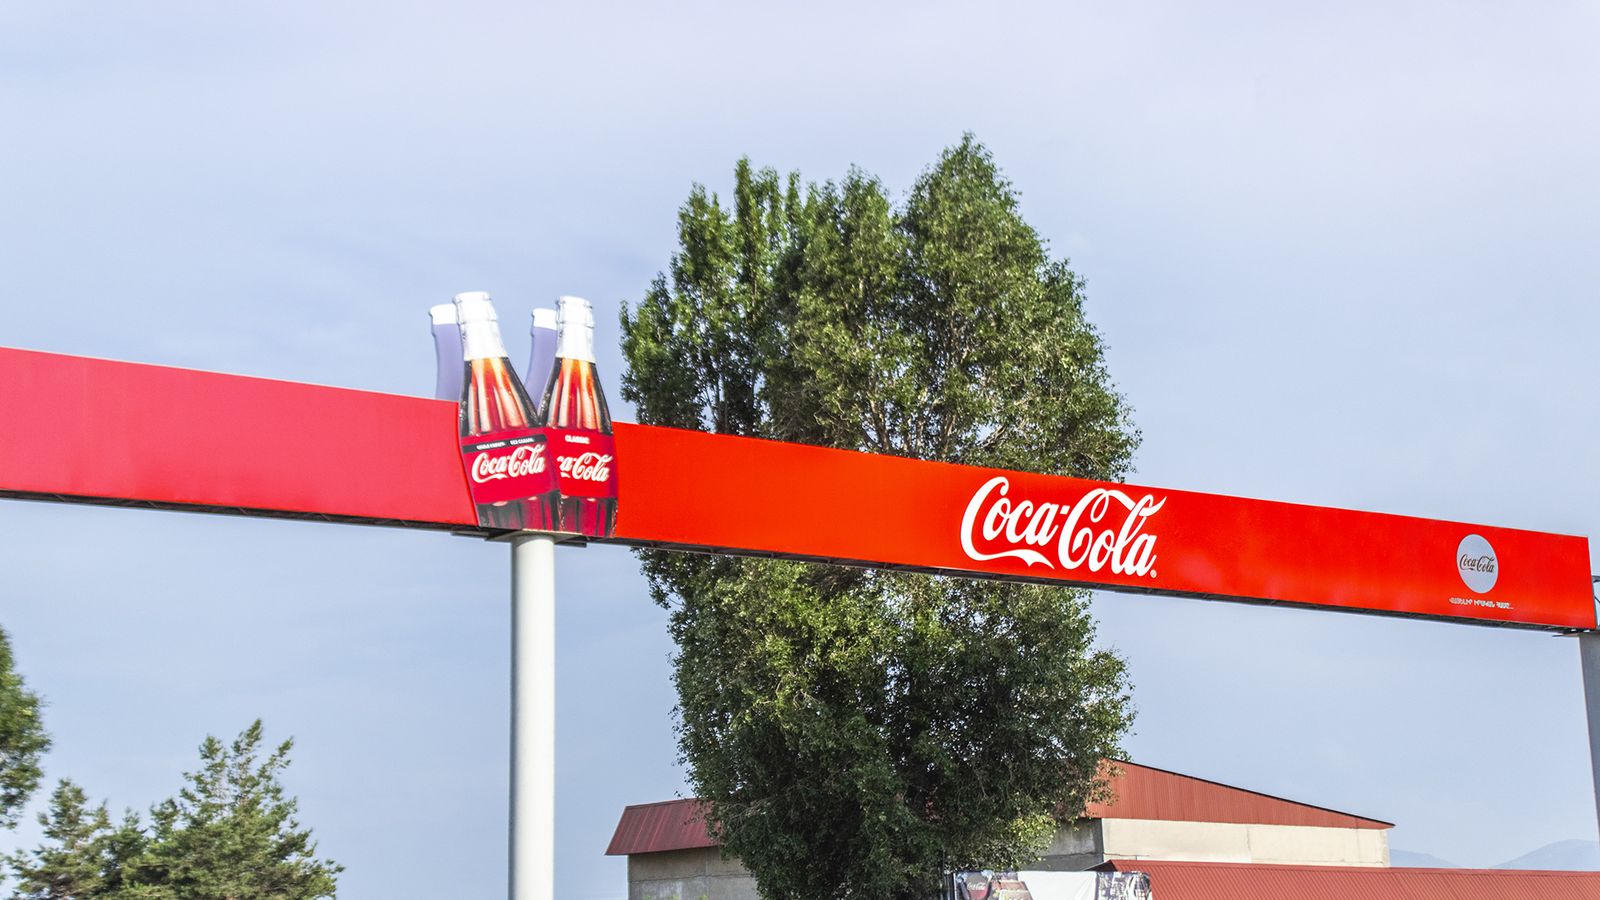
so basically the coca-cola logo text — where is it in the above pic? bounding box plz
[470,444,547,484]
[558,452,614,483]
[1456,534,1499,593]
[960,476,1164,577]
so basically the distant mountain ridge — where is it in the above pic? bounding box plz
[1391,840,1600,871]
[1390,849,1459,868]
[1492,840,1600,871]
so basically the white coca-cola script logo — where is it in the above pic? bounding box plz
[1456,533,1498,593]
[470,445,546,483]
[559,452,614,483]
[960,476,1165,577]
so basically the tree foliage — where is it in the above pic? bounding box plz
[4,780,140,900]
[6,722,340,900]
[126,721,340,900]
[619,136,1139,900]
[0,627,49,831]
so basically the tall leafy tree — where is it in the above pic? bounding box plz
[620,137,1139,900]
[0,626,49,831]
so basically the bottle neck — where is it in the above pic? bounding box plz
[557,322,595,363]
[461,318,509,361]
[556,297,597,363]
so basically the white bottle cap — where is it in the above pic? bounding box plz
[556,296,597,363]
[429,303,458,326]
[453,291,497,323]
[531,307,559,331]
[454,292,507,360]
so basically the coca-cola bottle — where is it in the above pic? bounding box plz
[454,291,559,532]
[541,295,618,537]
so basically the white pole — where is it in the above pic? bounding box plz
[1581,630,1600,844]
[510,534,556,900]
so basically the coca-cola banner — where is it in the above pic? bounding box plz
[0,347,1591,631]
[614,427,1596,631]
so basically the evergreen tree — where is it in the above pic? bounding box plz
[7,781,114,899]
[5,723,336,900]
[123,721,340,900]
[96,814,147,898]
[0,626,49,830]
[620,137,1138,900]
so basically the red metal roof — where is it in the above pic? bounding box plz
[605,799,716,856]
[1086,761,1391,829]
[1102,860,1600,899]
[608,761,1390,856]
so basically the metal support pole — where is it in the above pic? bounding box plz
[1582,577,1600,844]
[510,534,556,900]
[1582,630,1600,845]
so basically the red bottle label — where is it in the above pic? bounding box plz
[459,429,559,506]
[549,429,617,499]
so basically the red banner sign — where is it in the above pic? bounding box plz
[615,427,1595,630]
[0,347,1591,631]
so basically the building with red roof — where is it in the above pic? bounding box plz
[608,761,1401,899]
[609,762,1600,899]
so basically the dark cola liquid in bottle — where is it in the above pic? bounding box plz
[454,291,558,531]
[542,295,618,537]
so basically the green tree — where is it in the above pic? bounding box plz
[6,780,128,899]
[122,721,340,900]
[619,137,1138,900]
[0,626,49,830]
[6,723,337,900]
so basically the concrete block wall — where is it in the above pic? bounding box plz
[627,847,761,900]
[627,816,1391,898]
[1097,818,1389,867]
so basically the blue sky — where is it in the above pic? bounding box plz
[2,1,1598,897]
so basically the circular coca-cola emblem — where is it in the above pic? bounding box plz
[1456,534,1498,594]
